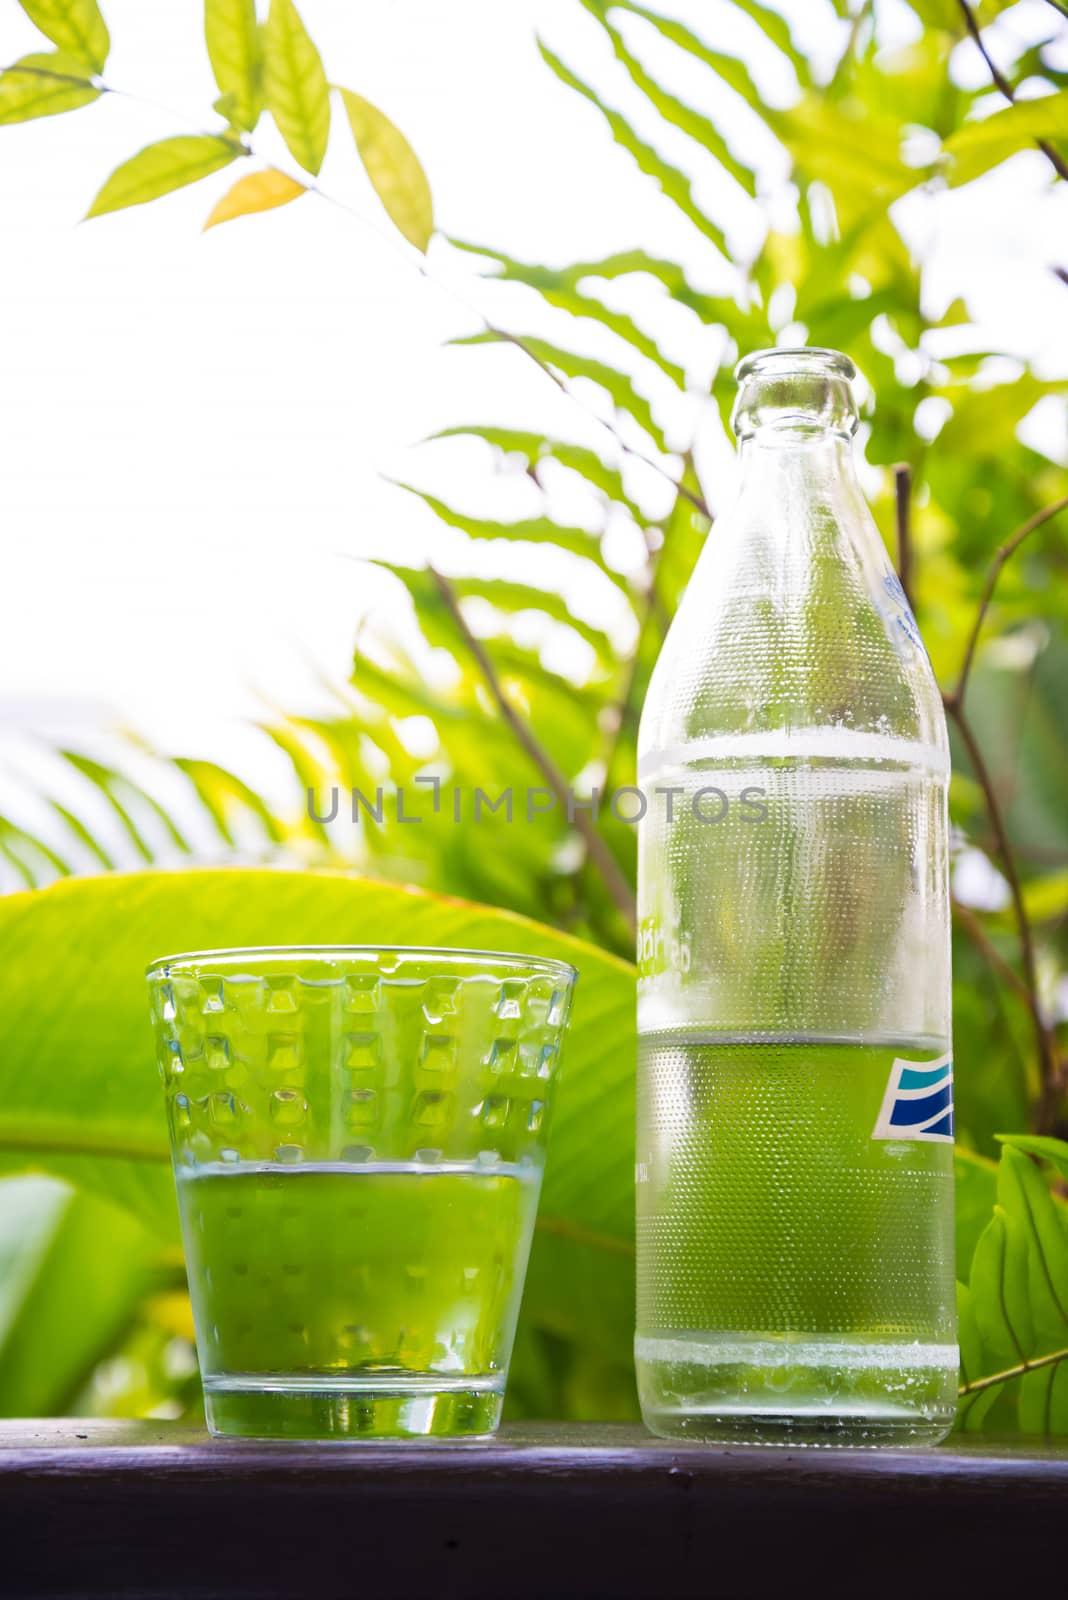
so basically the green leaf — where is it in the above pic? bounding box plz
[0,51,99,124]
[999,1135,1068,1188]
[204,166,306,229]
[261,0,330,176]
[430,424,648,525]
[970,1208,1032,1368]
[336,88,433,251]
[446,240,687,388]
[963,1144,1068,1430]
[171,759,285,846]
[955,1145,999,1281]
[0,870,637,1377]
[605,2,771,108]
[382,562,616,660]
[85,136,242,219]
[0,1176,158,1415]
[205,0,262,133]
[453,330,669,455]
[396,484,632,596]
[772,95,917,227]
[536,40,729,260]
[17,0,109,73]
[581,4,759,200]
[946,94,1068,186]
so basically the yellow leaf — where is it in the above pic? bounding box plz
[337,88,434,252]
[262,0,330,177]
[204,166,307,230]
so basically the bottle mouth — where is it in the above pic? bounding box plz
[732,346,858,440]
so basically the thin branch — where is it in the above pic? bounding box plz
[491,332,711,521]
[952,898,1030,1003]
[428,566,638,931]
[940,491,1068,1130]
[0,61,107,90]
[958,1342,1068,1397]
[893,462,913,609]
[945,701,1062,1130]
[0,64,709,524]
[949,496,1068,710]
[955,0,1068,183]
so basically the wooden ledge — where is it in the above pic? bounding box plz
[2,1420,1064,1598]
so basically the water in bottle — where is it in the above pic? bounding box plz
[635,348,956,1446]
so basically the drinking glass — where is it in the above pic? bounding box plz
[147,945,576,1441]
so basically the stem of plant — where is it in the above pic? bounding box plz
[428,565,638,932]
[939,495,1068,1131]
[958,1342,1068,1397]
[0,60,710,526]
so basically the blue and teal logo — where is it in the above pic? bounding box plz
[872,1053,954,1144]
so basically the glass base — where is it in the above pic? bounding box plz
[636,1334,959,1449]
[640,1409,955,1449]
[203,1374,504,1441]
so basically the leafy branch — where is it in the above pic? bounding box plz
[955,0,1068,184]
[428,566,638,931]
[959,1344,1068,1398]
[937,497,1068,1133]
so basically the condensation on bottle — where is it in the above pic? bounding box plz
[635,348,956,1447]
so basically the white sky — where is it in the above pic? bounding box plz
[1,0,1066,831]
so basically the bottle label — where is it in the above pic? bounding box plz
[871,1052,954,1143]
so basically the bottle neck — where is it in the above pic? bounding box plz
[734,428,867,529]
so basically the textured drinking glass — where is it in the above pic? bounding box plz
[147,946,576,1441]
[636,349,956,1447]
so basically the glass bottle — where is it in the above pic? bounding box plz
[635,348,956,1446]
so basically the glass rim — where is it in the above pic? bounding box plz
[735,345,857,383]
[145,943,579,984]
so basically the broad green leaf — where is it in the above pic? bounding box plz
[337,88,433,251]
[956,1280,1003,1431]
[205,0,262,132]
[262,0,330,176]
[0,51,98,124]
[970,1208,1031,1368]
[946,94,1068,186]
[998,1146,1068,1351]
[0,1176,158,1415]
[204,166,306,229]
[537,40,729,260]
[963,1145,1068,1430]
[17,0,109,73]
[0,871,637,1374]
[772,95,917,228]
[85,136,242,219]
[999,1136,1068,1185]
[954,1145,998,1281]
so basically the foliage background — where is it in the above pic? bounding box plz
[1,0,1068,1430]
